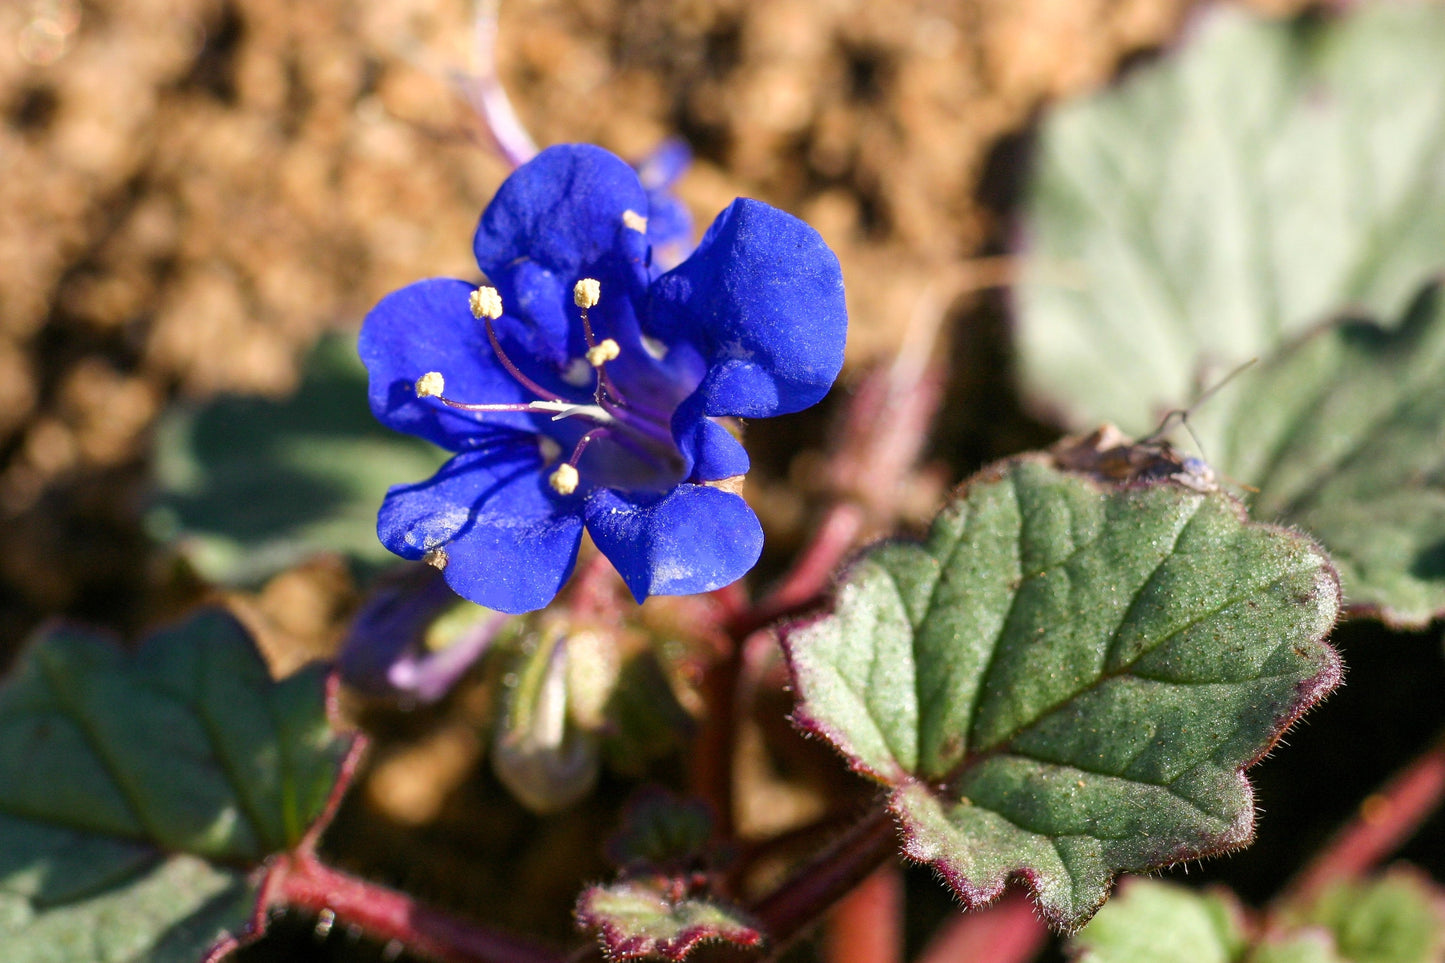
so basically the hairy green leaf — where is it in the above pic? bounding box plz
[576,880,761,961]
[1190,283,1445,627]
[1017,3,1445,434]
[0,608,353,959]
[785,460,1341,929]
[151,335,446,584]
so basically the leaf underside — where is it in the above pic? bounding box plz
[576,880,762,961]
[1190,283,1445,627]
[1016,3,1445,435]
[785,459,1341,930]
[0,608,353,959]
[152,334,447,584]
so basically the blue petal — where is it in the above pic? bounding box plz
[474,145,652,360]
[671,393,750,481]
[359,278,539,450]
[378,445,584,613]
[584,485,763,602]
[650,198,847,418]
[635,140,696,271]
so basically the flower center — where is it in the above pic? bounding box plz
[416,281,687,495]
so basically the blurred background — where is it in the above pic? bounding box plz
[16,2,1441,961]
[0,0,1313,655]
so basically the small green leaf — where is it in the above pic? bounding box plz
[1249,934,1344,963]
[1070,879,1246,963]
[1190,283,1445,627]
[150,334,447,584]
[1017,3,1445,434]
[1070,872,1445,963]
[606,789,715,871]
[0,608,354,959]
[1295,871,1445,963]
[576,880,761,961]
[785,459,1341,929]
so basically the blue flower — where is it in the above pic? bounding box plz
[360,143,847,614]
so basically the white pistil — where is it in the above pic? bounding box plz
[415,371,445,398]
[549,463,579,495]
[586,338,620,367]
[470,285,503,320]
[622,210,648,233]
[573,278,601,309]
[528,399,614,423]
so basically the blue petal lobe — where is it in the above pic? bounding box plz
[359,278,538,450]
[584,485,763,602]
[651,198,847,418]
[378,446,584,613]
[671,394,750,481]
[474,145,651,359]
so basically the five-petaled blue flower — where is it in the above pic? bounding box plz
[360,143,847,614]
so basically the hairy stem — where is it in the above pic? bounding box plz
[747,805,899,951]
[1279,728,1445,907]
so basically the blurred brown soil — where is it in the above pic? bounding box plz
[0,0,1309,650]
[0,0,1308,948]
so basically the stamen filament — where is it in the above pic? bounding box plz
[484,317,566,403]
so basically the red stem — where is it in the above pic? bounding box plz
[914,893,1046,963]
[747,806,899,950]
[731,503,866,637]
[1279,729,1445,908]
[825,863,903,963]
[270,851,565,963]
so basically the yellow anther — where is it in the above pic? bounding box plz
[415,371,445,398]
[573,278,601,309]
[549,463,579,495]
[586,338,621,367]
[622,209,648,233]
[470,285,503,320]
[423,547,449,570]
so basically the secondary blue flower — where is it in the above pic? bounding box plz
[360,143,847,614]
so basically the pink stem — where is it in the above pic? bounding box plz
[826,864,903,963]
[458,0,538,167]
[915,893,1047,963]
[270,852,565,963]
[1279,730,1445,907]
[747,806,899,950]
[731,503,866,636]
